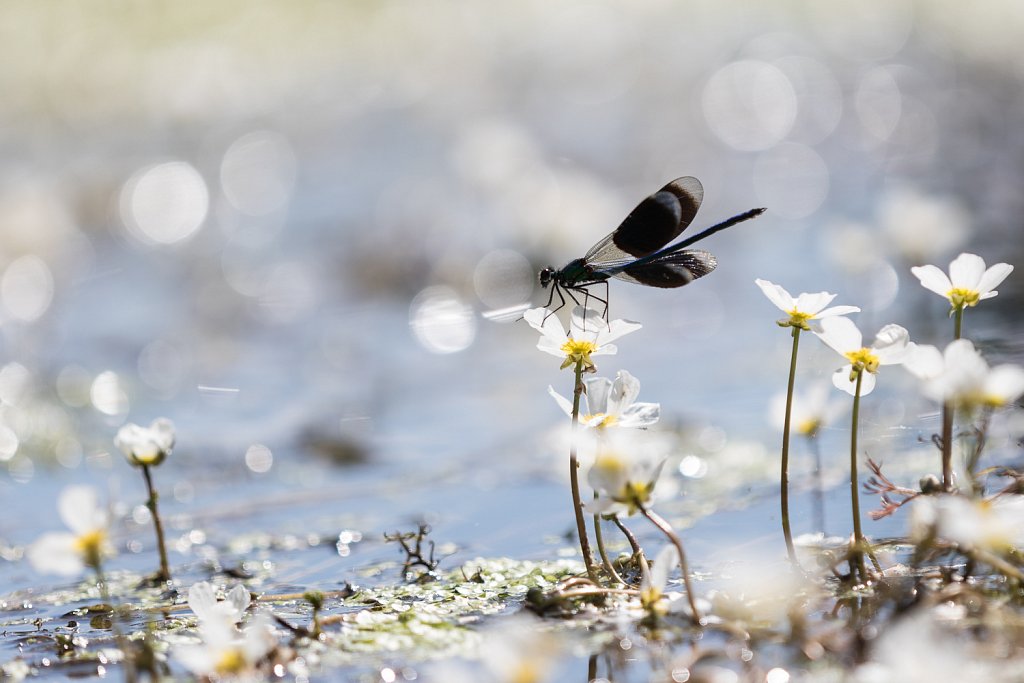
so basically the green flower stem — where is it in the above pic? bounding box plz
[593,510,627,585]
[141,464,171,583]
[779,327,801,569]
[569,360,598,581]
[639,504,701,623]
[940,401,954,491]
[610,518,643,561]
[849,370,868,582]
[953,305,964,341]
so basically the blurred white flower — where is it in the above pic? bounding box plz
[26,485,112,576]
[769,382,845,437]
[175,612,277,681]
[523,306,640,372]
[856,608,993,683]
[639,544,678,616]
[548,370,659,428]
[904,339,1024,412]
[879,188,970,264]
[587,441,665,517]
[910,253,1013,311]
[189,582,252,625]
[432,613,565,683]
[912,494,1024,552]
[814,317,913,396]
[754,279,859,331]
[114,418,175,467]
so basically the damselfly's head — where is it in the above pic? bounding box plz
[538,266,555,289]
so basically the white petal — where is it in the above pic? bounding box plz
[537,336,568,358]
[902,343,943,380]
[242,612,278,662]
[793,291,835,314]
[225,584,252,620]
[586,497,624,516]
[872,324,911,365]
[948,253,986,289]
[815,316,862,355]
[618,402,661,428]
[582,377,612,414]
[59,485,106,536]
[607,370,641,415]
[27,532,83,576]
[814,305,860,319]
[976,263,1013,296]
[647,544,678,593]
[569,306,609,340]
[601,318,642,344]
[831,366,874,395]
[547,386,575,418]
[524,307,567,345]
[150,418,176,452]
[910,265,952,297]
[754,279,794,312]
[986,365,1024,404]
[592,342,618,357]
[188,582,218,621]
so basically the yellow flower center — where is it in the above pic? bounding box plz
[510,662,542,683]
[797,418,822,437]
[947,287,980,309]
[559,338,598,370]
[640,585,667,615]
[73,530,107,568]
[216,648,247,675]
[784,309,814,330]
[844,348,880,374]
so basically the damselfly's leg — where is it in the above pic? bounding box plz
[542,285,568,323]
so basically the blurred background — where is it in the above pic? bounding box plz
[2,0,1024,589]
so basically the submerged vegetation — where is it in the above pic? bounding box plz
[4,248,1024,681]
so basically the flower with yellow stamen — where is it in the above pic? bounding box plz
[755,279,859,331]
[524,305,640,373]
[587,448,665,518]
[904,339,1024,414]
[548,370,660,430]
[911,253,1013,313]
[27,486,113,576]
[814,317,913,396]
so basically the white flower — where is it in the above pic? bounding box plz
[814,317,913,396]
[175,612,277,681]
[189,582,252,625]
[548,370,659,429]
[904,339,1024,412]
[524,306,640,372]
[431,613,564,683]
[26,486,113,576]
[769,382,845,437]
[639,544,678,616]
[114,418,175,467]
[755,279,859,331]
[910,253,1013,310]
[911,494,1024,552]
[587,442,665,517]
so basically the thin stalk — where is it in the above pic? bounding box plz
[940,400,954,491]
[940,304,964,492]
[93,563,137,683]
[593,510,627,585]
[849,370,868,582]
[639,505,701,623]
[612,515,649,578]
[780,327,802,569]
[966,411,991,496]
[141,465,171,583]
[568,360,598,581]
[807,434,826,535]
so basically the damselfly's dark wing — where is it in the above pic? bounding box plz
[609,249,718,288]
[582,177,704,270]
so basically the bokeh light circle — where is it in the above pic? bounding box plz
[120,161,209,245]
[409,286,476,354]
[702,60,797,151]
